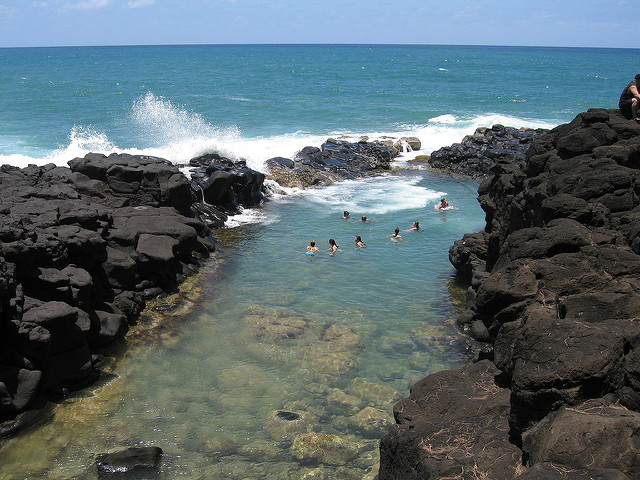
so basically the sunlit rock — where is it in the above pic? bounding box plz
[326,388,362,414]
[350,406,394,437]
[346,378,402,409]
[291,432,359,465]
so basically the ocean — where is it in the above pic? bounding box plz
[1,44,639,479]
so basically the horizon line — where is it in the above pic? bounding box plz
[1,42,637,51]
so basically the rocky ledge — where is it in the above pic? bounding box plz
[0,152,264,435]
[265,137,406,188]
[380,109,640,479]
[428,124,546,178]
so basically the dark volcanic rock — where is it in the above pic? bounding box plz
[189,153,265,228]
[96,446,163,475]
[522,399,640,477]
[381,109,640,479]
[0,152,264,433]
[380,361,521,480]
[266,138,398,188]
[429,124,546,178]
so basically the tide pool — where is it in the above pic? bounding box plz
[0,170,483,479]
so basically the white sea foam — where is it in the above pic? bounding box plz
[298,175,445,216]
[0,96,554,229]
[223,206,276,228]
[0,91,559,181]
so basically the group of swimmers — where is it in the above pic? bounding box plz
[307,238,344,255]
[306,200,450,255]
[306,223,418,255]
[343,211,372,223]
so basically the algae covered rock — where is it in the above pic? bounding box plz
[291,432,359,465]
[350,406,393,438]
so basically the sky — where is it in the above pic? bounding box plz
[0,0,635,48]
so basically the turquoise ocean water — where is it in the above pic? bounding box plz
[1,45,640,479]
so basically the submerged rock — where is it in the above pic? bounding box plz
[350,406,393,438]
[95,446,163,475]
[346,378,402,409]
[242,305,310,341]
[291,432,359,466]
[266,408,316,441]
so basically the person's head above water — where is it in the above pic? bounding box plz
[343,211,350,218]
[329,238,337,246]
[310,240,316,246]
[355,235,362,243]
[361,215,367,221]
[394,227,400,236]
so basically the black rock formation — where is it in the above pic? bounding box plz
[428,124,546,178]
[266,138,398,188]
[380,109,640,479]
[0,152,264,435]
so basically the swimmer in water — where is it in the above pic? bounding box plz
[343,211,350,219]
[355,235,366,248]
[411,221,420,231]
[361,215,368,222]
[438,198,449,210]
[329,238,339,253]
[391,227,402,239]
[307,240,319,253]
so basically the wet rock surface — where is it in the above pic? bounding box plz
[265,138,399,188]
[189,153,265,228]
[381,109,640,479]
[95,446,163,476]
[428,124,546,178]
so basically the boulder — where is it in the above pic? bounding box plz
[522,399,640,477]
[95,446,163,475]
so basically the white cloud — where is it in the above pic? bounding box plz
[65,0,111,10]
[0,4,18,16]
[125,0,156,8]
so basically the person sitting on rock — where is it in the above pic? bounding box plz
[307,240,319,253]
[619,74,640,121]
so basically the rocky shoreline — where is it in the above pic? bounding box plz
[4,111,634,478]
[0,152,265,436]
[380,109,640,479]
[0,138,402,447]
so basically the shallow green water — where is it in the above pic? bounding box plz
[0,170,483,479]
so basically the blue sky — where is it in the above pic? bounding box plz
[0,0,635,48]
